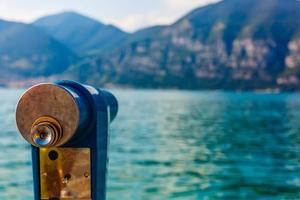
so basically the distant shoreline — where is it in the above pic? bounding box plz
[0,85,293,94]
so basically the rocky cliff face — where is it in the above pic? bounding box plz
[1,0,300,90]
[68,0,300,90]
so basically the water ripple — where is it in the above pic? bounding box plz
[0,89,300,199]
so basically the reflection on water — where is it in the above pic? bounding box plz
[108,91,300,200]
[0,89,299,199]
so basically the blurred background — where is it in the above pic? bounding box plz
[0,0,300,199]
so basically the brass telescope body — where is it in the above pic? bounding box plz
[31,116,63,147]
[16,83,81,147]
[16,81,118,200]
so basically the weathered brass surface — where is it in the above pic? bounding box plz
[16,84,80,146]
[40,148,91,200]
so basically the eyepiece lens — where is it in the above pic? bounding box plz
[31,124,54,147]
[29,117,63,147]
[39,132,47,139]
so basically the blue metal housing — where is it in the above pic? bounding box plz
[31,80,118,200]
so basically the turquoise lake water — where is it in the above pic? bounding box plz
[0,89,300,199]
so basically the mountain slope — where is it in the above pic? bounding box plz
[33,12,128,55]
[0,19,76,80]
[68,0,300,90]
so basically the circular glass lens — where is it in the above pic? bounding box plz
[31,124,54,146]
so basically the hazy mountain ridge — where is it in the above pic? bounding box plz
[0,19,76,85]
[68,0,300,90]
[1,0,300,90]
[33,12,129,55]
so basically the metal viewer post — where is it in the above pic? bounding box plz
[15,80,118,200]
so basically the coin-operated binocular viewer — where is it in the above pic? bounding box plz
[16,80,118,200]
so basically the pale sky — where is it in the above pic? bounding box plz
[0,0,221,32]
